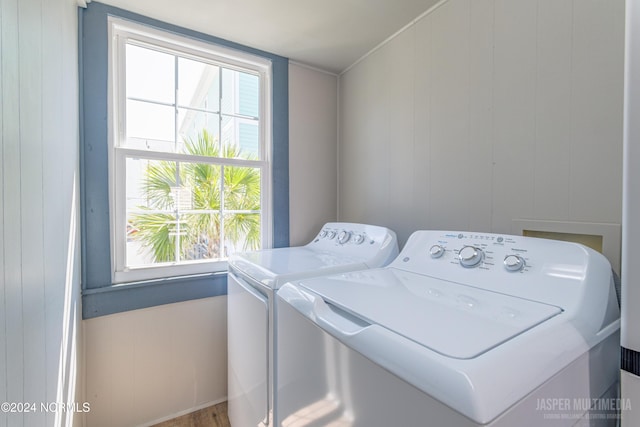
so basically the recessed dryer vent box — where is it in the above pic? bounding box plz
[512,219,621,275]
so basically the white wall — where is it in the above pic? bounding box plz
[289,62,339,245]
[0,0,82,426]
[339,0,625,246]
[83,297,228,427]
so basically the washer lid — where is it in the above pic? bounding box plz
[297,268,562,359]
[230,247,366,288]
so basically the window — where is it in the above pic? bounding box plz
[109,18,272,283]
[80,2,288,318]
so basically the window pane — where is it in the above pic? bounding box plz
[222,166,261,254]
[221,116,259,159]
[221,68,259,118]
[178,109,220,152]
[224,166,261,211]
[224,213,261,254]
[178,57,219,111]
[126,158,178,211]
[221,68,235,115]
[125,157,228,267]
[126,44,175,103]
[180,213,222,260]
[183,162,221,211]
[126,157,180,266]
[239,72,259,118]
[126,100,175,151]
[127,212,178,266]
[126,157,151,211]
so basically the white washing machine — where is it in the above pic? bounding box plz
[276,230,621,427]
[227,222,398,427]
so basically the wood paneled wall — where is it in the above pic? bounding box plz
[0,0,81,426]
[339,0,625,246]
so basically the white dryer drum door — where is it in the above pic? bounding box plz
[228,272,268,427]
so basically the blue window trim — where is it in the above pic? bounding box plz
[79,2,289,319]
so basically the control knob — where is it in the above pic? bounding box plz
[327,231,337,239]
[429,244,445,259]
[458,246,484,268]
[504,254,526,272]
[353,234,365,245]
[337,230,352,244]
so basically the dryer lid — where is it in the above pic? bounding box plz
[296,268,562,359]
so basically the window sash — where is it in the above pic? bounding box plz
[113,149,269,282]
[109,17,273,283]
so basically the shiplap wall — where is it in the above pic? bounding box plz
[0,0,81,426]
[339,0,625,245]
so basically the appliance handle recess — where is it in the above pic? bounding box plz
[277,283,370,337]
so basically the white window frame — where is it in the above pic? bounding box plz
[108,17,273,283]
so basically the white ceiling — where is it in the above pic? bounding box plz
[93,0,442,74]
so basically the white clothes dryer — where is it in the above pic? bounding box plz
[227,222,398,427]
[276,230,620,427]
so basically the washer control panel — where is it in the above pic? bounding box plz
[504,254,526,272]
[429,244,446,259]
[458,245,485,268]
[405,231,531,273]
[388,230,615,330]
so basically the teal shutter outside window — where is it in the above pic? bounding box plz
[239,73,259,117]
[239,122,259,155]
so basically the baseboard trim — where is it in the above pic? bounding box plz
[136,397,228,427]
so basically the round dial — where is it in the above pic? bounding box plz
[504,254,526,272]
[320,230,328,238]
[337,230,352,244]
[353,234,365,245]
[327,231,337,239]
[458,246,484,268]
[429,244,445,259]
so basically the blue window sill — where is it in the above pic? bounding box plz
[82,272,228,319]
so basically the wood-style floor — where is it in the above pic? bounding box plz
[151,401,230,427]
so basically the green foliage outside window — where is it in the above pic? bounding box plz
[130,129,261,263]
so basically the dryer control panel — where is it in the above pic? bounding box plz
[307,222,399,267]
